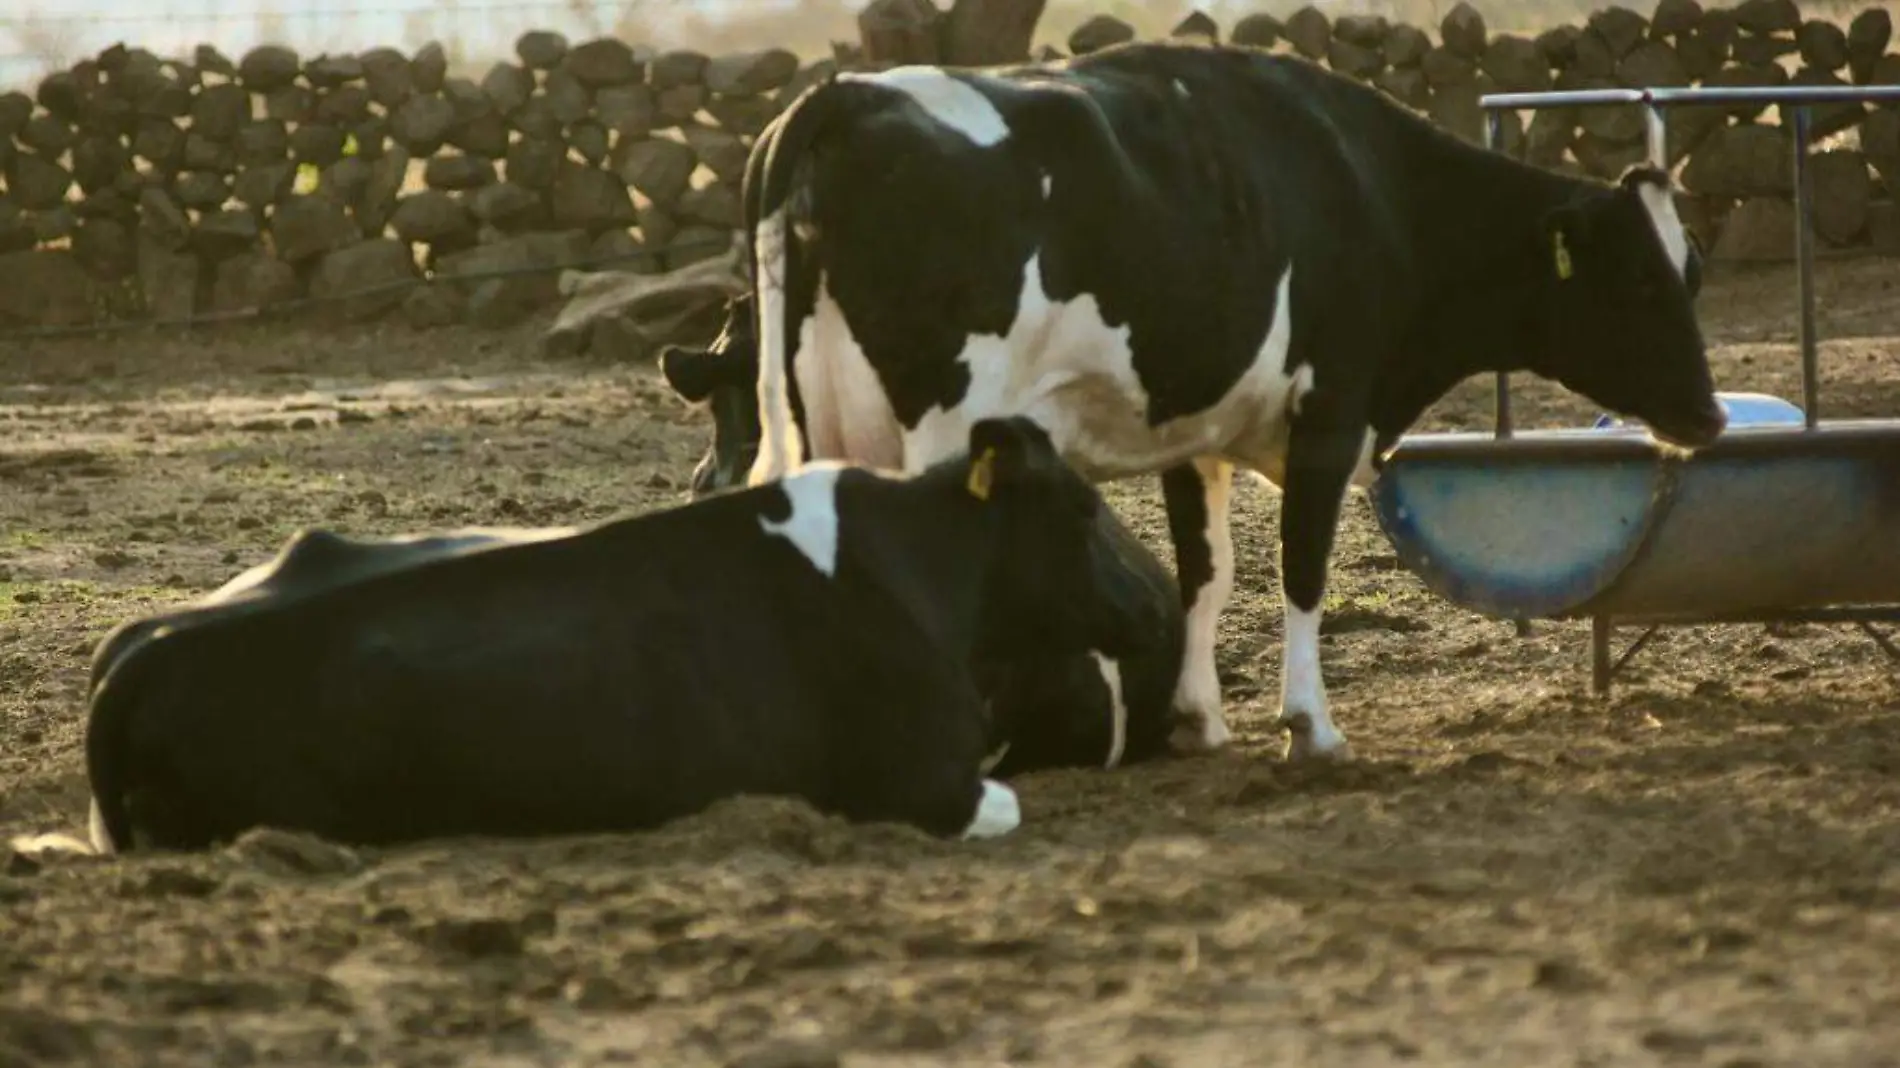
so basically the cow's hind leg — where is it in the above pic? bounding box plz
[86,796,118,854]
[962,779,1022,839]
[838,756,1022,840]
[1161,456,1235,753]
[830,642,1022,839]
[1273,416,1364,762]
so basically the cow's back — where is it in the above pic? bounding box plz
[988,46,1418,301]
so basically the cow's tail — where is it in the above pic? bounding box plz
[742,75,887,487]
[83,634,157,855]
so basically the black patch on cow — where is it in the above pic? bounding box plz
[1160,463,1214,609]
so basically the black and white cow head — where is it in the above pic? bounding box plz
[1536,165,1725,449]
[659,291,760,497]
[956,416,1165,665]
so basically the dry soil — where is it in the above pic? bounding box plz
[1,256,1897,1068]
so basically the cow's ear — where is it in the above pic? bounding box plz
[966,416,1060,501]
[658,346,719,403]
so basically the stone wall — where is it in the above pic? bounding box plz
[2,0,1897,333]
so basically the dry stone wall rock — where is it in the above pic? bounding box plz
[1,1,1895,333]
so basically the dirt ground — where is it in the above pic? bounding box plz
[1,254,1898,1068]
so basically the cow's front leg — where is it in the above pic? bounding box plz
[1160,456,1235,753]
[1276,418,1362,762]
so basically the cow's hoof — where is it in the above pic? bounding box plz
[1280,711,1354,762]
[961,779,1021,840]
[1168,708,1233,754]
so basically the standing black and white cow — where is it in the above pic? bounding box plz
[83,417,1168,854]
[661,313,1184,776]
[737,40,1726,762]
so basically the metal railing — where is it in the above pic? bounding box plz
[1478,84,1900,438]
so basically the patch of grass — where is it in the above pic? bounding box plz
[1327,589,1394,613]
[0,577,99,618]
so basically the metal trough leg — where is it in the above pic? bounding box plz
[1861,622,1900,662]
[1592,615,1665,695]
[1592,615,1612,694]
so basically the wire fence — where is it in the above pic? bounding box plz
[0,235,735,343]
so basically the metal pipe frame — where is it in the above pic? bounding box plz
[1479,84,1900,433]
[1591,609,1900,695]
[1473,85,1900,694]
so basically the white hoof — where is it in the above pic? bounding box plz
[961,779,1021,840]
[1280,711,1353,762]
[1169,706,1233,754]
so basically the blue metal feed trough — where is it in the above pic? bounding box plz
[1375,393,1882,620]
[1366,84,1900,693]
[1372,418,1900,688]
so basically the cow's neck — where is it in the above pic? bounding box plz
[1376,130,1597,440]
[850,471,1004,661]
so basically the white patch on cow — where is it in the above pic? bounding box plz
[1170,457,1235,754]
[1281,603,1350,760]
[794,279,906,469]
[900,257,1301,482]
[841,67,1009,148]
[87,797,115,855]
[1041,172,1052,199]
[1349,427,1382,490]
[1172,78,1190,98]
[1636,180,1692,279]
[750,207,803,486]
[962,778,1022,839]
[1090,651,1129,770]
[1288,363,1316,416]
[758,462,846,577]
[11,831,96,858]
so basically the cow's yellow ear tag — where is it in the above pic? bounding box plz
[1553,231,1574,281]
[966,447,997,501]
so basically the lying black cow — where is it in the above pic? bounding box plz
[661,310,1183,778]
[84,417,1167,854]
